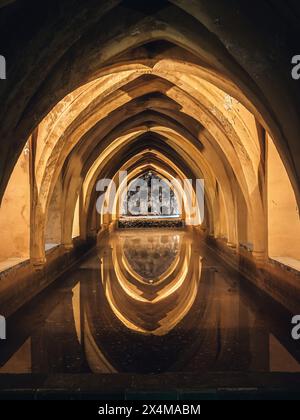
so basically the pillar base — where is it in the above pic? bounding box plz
[252,250,267,262]
[31,257,46,270]
[227,242,236,249]
[64,243,74,251]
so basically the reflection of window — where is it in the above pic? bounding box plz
[123,233,180,282]
[122,171,180,218]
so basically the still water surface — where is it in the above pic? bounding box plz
[0,229,299,374]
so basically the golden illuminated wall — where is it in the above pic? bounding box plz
[0,26,299,275]
[0,146,30,263]
[267,134,300,262]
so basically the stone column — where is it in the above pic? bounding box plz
[29,128,46,268]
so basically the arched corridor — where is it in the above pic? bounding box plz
[0,0,300,399]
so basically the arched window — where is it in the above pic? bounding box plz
[121,172,180,219]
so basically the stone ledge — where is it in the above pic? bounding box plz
[205,235,300,314]
[0,238,96,318]
[0,372,300,400]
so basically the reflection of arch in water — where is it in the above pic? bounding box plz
[110,230,193,304]
[76,231,278,374]
[79,245,250,374]
[119,231,182,284]
[101,230,201,336]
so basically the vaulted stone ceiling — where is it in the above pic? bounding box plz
[0,0,300,266]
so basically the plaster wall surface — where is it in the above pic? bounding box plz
[0,148,30,261]
[267,135,300,261]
